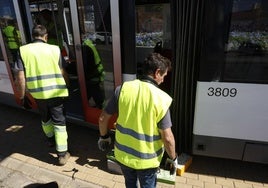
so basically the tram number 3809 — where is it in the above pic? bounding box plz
[207,87,237,97]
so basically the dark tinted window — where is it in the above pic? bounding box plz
[199,0,268,83]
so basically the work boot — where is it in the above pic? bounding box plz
[58,151,70,166]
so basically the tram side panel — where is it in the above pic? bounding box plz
[192,82,268,164]
[192,0,268,164]
[0,60,17,106]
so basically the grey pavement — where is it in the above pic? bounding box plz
[0,103,268,188]
[0,155,100,188]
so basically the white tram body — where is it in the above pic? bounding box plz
[0,0,267,164]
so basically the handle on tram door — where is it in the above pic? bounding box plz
[75,44,82,51]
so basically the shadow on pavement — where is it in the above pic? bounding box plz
[0,103,267,184]
[23,181,59,188]
[0,104,108,171]
[188,155,268,183]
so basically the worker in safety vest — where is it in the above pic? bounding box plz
[15,25,70,166]
[82,39,105,109]
[3,19,21,63]
[98,53,178,187]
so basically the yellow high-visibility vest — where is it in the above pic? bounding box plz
[83,39,105,81]
[3,25,21,49]
[115,79,172,169]
[20,42,68,99]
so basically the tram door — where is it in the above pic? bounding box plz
[63,0,120,125]
[6,0,119,126]
[0,0,28,106]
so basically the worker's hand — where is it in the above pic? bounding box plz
[165,155,178,175]
[98,134,111,151]
[20,95,32,109]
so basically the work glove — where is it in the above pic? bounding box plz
[165,155,178,175]
[98,134,111,151]
[20,95,32,109]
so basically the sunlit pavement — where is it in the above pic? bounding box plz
[0,103,267,188]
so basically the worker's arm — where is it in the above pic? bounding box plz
[98,110,113,151]
[159,127,177,160]
[97,86,119,151]
[99,85,120,136]
[16,70,26,99]
[59,54,70,87]
[159,127,178,175]
[13,51,25,99]
[61,68,70,87]
[98,110,113,136]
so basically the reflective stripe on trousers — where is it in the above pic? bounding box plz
[54,125,68,152]
[42,119,54,137]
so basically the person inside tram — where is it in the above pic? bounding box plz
[82,38,105,109]
[2,19,22,75]
[36,9,63,49]
[98,53,177,187]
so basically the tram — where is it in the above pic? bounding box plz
[0,0,267,164]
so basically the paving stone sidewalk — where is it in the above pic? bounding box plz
[0,155,100,188]
[0,103,268,188]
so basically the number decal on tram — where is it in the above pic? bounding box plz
[207,87,237,97]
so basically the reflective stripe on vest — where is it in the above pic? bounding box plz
[20,42,68,99]
[114,79,172,169]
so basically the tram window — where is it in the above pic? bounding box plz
[135,2,172,93]
[200,0,268,84]
[76,0,114,108]
[135,3,171,48]
[29,1,75,61]
[135,3,171,75]
[223,0,268,83]
[0,1,21,79]
[63,8,73,45]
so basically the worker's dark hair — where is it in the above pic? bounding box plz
[142,53,172,76]
[32,24,47,38]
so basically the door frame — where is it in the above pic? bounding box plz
[68,0,122,124]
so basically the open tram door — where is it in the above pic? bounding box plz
[19,0,120,128]
[63,0,120,127]
[0,0,32,107]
